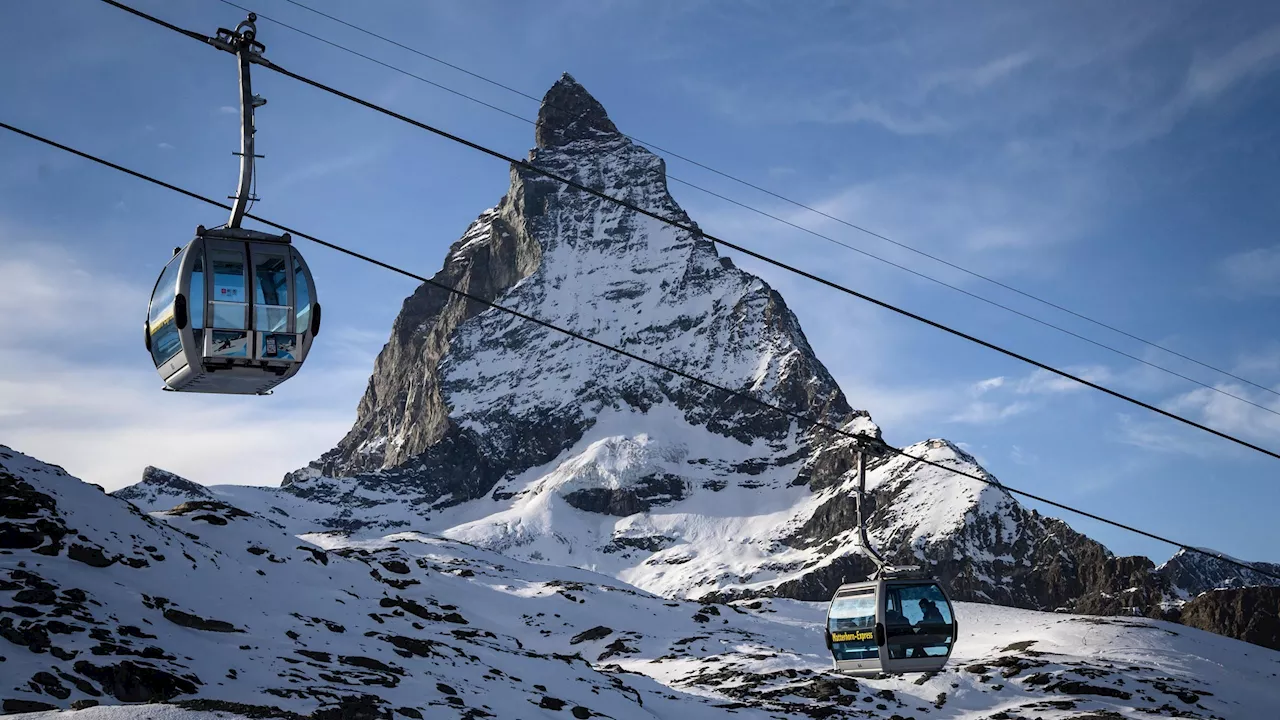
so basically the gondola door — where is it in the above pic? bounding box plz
[204,238,253,363]
[825,584,882,675]
[879,581,957,675]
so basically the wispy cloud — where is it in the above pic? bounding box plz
[948,376,1032,425]
[1163,382,1280,446]
[262,146,386,194]
[1009,444,1039,466]
[1114,413,1217,458]
[157,142,175,150]
[1015,366,1113,395]
[1216,244,1280,298]
[1184,24,1280,103]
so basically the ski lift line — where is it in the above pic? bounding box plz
[213,0,1280,424]
[214,0,536,128]
[5,118,1277,586]
[271,0,1280,404]
[88,0,1280,462]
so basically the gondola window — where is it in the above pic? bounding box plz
[827,589,878,661]
[884,583,954,659]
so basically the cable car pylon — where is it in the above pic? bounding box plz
[823,447,959,676]
[143,14,320,395]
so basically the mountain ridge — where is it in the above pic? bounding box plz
[128,76,1278,617]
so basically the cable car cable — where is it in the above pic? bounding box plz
[209,0,1280,423]
[265,0,1280,404]
[4,118,1276,584]
[96,0,1280,463]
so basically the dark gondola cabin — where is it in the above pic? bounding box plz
[824,572,957,676]
[146,226,319,394]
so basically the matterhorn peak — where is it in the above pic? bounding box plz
[535,72,622,149]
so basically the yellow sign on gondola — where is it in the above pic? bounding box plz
[832,630,875,643]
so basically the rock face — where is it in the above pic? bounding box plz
[110,467,213,512]
[286,72,860,512]
[1181,587,1280,651]
[1157,548,1280,598]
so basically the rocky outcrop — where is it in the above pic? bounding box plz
[1157,548,1280,597]
[110,467,212,513]
[1180,587,1280,651]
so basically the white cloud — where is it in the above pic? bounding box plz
[1163,382,1280,446]
[923,50,1036,95]
[1217,244,1280,297]
[218,106,238,115]
[972,376,1006,394]
[0,348,352,492]
[157,142,175,150]
[1184,24,1280,103]
[947,400,1031,425]
[1015,366,1113,394]
[1009,444,1039,466]
[1113,413,1216,458]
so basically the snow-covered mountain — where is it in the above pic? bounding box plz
[7,445,1280,719]
[117,74,1273,616]
[1157,548,1280,599]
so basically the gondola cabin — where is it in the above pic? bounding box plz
[145,226,320,394]
[824,572,957,676]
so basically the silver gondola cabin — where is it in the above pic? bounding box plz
[822,450,959,676]
[144,14,320,395]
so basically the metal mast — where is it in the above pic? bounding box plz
[212,14,268,229]
[854,450,887,578]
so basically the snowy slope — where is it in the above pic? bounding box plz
[7,445,1280,720]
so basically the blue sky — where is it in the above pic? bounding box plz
[2,0,1279,565]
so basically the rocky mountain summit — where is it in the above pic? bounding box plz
[130,75,1279,622]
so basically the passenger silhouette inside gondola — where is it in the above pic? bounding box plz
[919,598,944,625]
[908,597,945,658]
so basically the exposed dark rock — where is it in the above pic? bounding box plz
[535,73,621,149]
[163,608,244,633]
[112,467,213,506]
[73,659,199,702]
[311,694,390,720]
[564,475,688,517]
[340,656,403,675]
[168,500,253,520]
[570,626,612,645]
[3,699,58,713]
[380,560,410,575]
[538,696,566,711]
[67,544,114,568]
[1158,548,1280,596]
[174,699,304,720]
[380,634,443,658]
[1181,586,1280,650]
